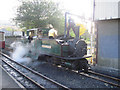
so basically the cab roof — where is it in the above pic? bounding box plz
[27,28,38,31]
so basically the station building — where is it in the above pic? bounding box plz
[93,0,120,71]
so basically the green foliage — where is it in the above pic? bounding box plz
[81,30,90,42]
[69,29,75,37]
[14,0,65,34]
[6,27,13,31]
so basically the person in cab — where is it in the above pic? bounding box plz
[28,32,33,43]
[37,28,42,38]
[48,24,58,39]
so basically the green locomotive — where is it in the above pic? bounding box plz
[22,13,91,72]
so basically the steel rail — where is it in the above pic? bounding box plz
[88,70,120,81]
[0,52,70,90]
[0,65,26,89]
[56,64,120,88]
[79,72,120,88]
[2,59,46,89]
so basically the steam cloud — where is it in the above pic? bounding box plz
[10,41,32,63]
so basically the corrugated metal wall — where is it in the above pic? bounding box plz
[94,0,119,20]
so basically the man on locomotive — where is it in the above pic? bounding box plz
[48,24,58,39]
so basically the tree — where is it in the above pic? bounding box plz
[14,0,64,34]
[69,23,87,37]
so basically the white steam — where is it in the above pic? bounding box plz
[10,41,32,63]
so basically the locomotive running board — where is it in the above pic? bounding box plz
[44,54,92,60]
[60,55,92,60]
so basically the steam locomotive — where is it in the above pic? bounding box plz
[21,12,91,73]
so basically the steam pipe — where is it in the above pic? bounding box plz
[64,12,68,38]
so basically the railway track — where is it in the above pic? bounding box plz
[1,51,119,88]
[0,52,70,89]
[39,60,120,88]
[78,70,120,88]
[60,66,120,88]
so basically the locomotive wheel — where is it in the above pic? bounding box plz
[38,55,46,61]
[52,57,61,65]
[46,56,52,63]
[71,61,80,70]
[83,63,88,73]
[83,59,88,73]
[78,59,88,73]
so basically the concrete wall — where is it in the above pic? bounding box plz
[96,19,119,70]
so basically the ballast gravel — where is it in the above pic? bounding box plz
[23,60,117,88]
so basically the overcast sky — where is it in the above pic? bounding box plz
[0,0,93,25]
[0,0,20,24]
[54,0,93,17]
